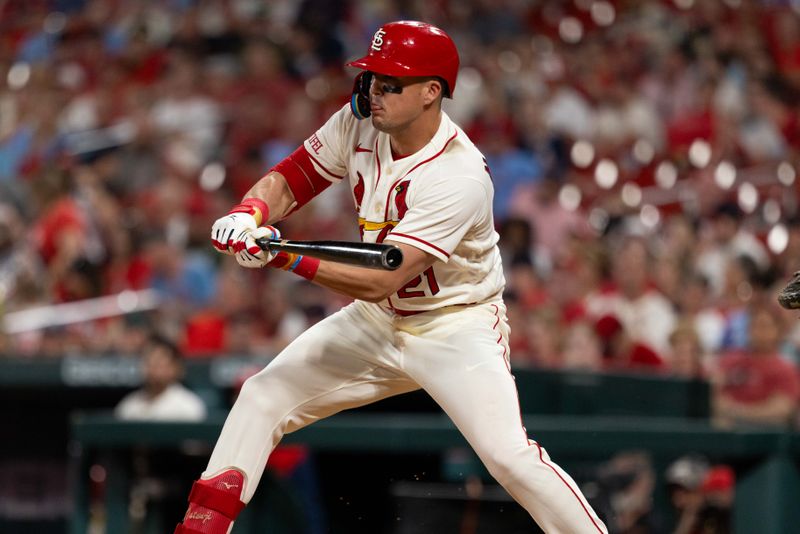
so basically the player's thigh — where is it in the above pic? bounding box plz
[402,303,524,447]
[240,301,412,421]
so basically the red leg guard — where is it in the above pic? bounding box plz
[174,469,246,534]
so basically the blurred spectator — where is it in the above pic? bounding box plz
[518,306,562,369]
[675,272,725,356]
[695,202,769,298]
[711,300,800,428]
[0,202,45,314]
[594,313,666,374]
[561,318,604,372]
[468,92,542,220]
[505,257,549,312]
[592,451,664,534]
[114,332,206,421]
[150,49,222,173]
[667,320,708,380]
[665,455,734,534]
[497,217,550,278]
[508,176,593,263]
[586,236,677,359]
[717,254,764,351]
[665,454,708,534]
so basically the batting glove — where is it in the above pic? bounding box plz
[210,198,270,254]
[236,225,280,268]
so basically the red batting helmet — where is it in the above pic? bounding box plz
[346,21,460,97]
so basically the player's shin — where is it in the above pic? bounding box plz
[174,468,247,534]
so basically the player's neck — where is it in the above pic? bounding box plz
[389,109,442,157]
[144,382,170,398]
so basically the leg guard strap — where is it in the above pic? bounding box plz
[174,524,206,534]
[188,481,246,519]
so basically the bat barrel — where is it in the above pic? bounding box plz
[255,238,403,271]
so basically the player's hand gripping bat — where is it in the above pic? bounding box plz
[255,237,403,271]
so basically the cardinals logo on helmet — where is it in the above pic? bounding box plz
[371,29,387,51]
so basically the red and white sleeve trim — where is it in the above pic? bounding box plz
[386,233,451,262]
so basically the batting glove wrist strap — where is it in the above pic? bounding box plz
[228,198,269,226]
[270,252,320,281]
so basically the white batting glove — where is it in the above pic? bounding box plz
[211,212,258,255]
[235,225,281,268]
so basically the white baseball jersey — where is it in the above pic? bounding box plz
[301,104,505,314]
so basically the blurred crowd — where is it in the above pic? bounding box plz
[1,0,800,430]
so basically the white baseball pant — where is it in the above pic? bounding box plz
[203,299,607,533]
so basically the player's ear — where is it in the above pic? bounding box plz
[421,78,443,106]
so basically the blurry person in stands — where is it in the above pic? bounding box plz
[665,453,709,534]
[594,313,666,374]
[508,175,593,265]
[711,299,800,428]
[506,256,550,311]
[675,272,725,356]
[115,332,207,421]
[665,455,734,534]
[0,202,50,355]
[561,318,605,372]
[586,235,677,359]
[717,254,763,351]
[497,217,551,279]
[520,306,563,369]
[592,451,664,534]
[0,202,45,310]
[666,320,708,380]
[695,466,734,533]
[696,202,769,298]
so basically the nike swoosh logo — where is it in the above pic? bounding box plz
[354,143,373,153]
[465,362,491,372]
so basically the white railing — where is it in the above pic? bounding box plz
[2,289,161,334]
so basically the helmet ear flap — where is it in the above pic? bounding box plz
[350,71,372,120]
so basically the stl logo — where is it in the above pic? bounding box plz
[371,29,387,51]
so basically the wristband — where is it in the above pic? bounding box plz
[229,198,270,226]
[270,251,320,281]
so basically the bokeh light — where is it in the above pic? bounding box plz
[621,183,642,208]
[655,161,678,189]
[688,139,712,168]
[595,159,618,189]
[714,161,737,189]
[571,140,595,168]
[737,182,758,213]
[768,224,789,255]
[558,184,582,212]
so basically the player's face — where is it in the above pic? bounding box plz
[369,74,436,132]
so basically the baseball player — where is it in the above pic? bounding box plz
[174,21,607,534]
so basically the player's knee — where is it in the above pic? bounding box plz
[236,374,283,416]
[482,448,519,486]
[482,443,549,488]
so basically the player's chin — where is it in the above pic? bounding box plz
[370,115,391,132]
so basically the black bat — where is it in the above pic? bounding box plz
[255,238,403,270]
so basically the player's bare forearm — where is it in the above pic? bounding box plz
[714,392,795,425]
[310,241,437,303]
[243,172,297,223]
